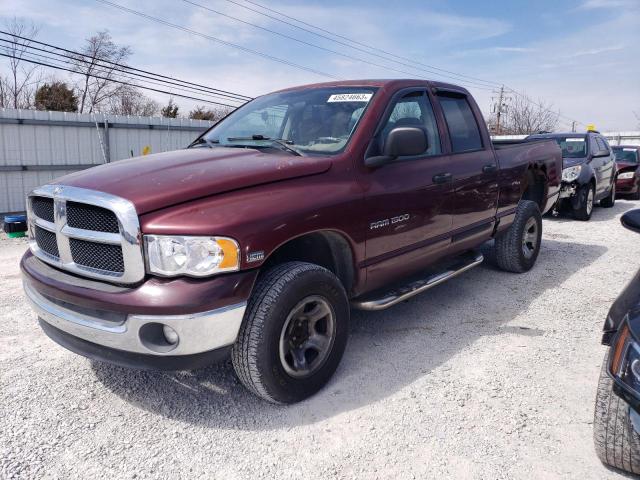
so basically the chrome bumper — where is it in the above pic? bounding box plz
[24,282,246,356]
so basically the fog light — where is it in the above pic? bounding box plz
[162,325,179,345]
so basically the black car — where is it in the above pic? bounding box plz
[594,208,640,474]
[527,131,617,220]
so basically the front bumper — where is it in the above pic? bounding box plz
[24,280,246,357]
[617,178,638,193]
[558,182,577,199]
[22,252,257,369]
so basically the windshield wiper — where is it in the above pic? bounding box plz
[226,135,301,156]
[188,137,219,148]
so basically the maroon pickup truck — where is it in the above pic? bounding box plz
[21,80,561,403]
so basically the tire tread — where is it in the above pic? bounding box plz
[231,262,346,404]
[593,351,640,474]
[494,200,541,273]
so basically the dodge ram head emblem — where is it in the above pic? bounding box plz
[53,186,63,195]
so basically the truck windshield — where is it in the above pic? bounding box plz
[613,148,639,164]
[197,87,378,156]
[553,137,588,158]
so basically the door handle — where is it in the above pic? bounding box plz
[482,164,498,174]
[432,172,452,184]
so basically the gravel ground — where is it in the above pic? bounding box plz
[2,201,639,479]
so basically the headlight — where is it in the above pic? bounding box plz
[619,171,635,180]
[145,235,239,277]
[562,165,582,182]
[610,322,640,394]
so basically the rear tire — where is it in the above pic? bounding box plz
[493,200,542,273]
[573,184,595,221]
[631,189,640,201]
[594,350,640,475]
[231,262,349,404]
[601,182,616,208]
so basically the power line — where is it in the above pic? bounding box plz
[94,0,342,80]
[0,43,246,107]
[0,29,252,102]
[0,51,240,108]
[0,37,249,105]
[182,0,495,92]
[220,0,500,89]
[216,0,587,127]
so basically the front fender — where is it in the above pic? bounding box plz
[603,268,640,345]
[576,162,596,187]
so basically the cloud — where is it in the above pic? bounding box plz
[563,44,624,58]
[0,0,637,130]
[579,0,637,9]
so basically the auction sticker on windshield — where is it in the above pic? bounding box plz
[566,138,585,142]
[327,93,373,103]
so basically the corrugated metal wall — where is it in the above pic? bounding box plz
[0,108,213,214]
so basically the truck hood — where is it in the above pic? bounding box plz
[54,147,332,214]
[563,157,587,168]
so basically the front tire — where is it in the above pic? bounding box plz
[573,184,595,221]
[493,199,542,273]
[231,262,349,404]
[601,182,616,208]
[594,351,640,474]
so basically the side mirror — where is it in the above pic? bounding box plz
[364,127,428,168]
[621,209,640,233]
[385,127,428,157]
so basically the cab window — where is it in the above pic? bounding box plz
[437,93,483,153]
[380,91,441,157]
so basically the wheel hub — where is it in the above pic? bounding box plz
[279,295,336,379]
[522,216,538,260]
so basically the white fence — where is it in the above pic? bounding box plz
[0,108,214,215]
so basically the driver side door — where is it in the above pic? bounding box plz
[363,89,454,291]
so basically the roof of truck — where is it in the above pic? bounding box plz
[272,79,470,94]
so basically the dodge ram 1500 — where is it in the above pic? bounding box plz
[21,79,562,403]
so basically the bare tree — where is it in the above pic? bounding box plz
[502,94,559,135]
[107,86,159,116]
[1,18,42,109]
[72,31,131,113]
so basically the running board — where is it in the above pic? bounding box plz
[351,251,484,311]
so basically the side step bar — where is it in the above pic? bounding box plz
[352,251,484,311]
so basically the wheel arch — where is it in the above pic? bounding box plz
[260,230,357,295]
[522,164,548,211]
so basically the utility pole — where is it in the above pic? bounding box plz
[571,121,576,133]
[491,85,510,135]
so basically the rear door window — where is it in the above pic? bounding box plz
[437,94,483,153]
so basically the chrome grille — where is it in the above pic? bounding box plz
[34,225,59,258]
[27,185,144,284]
[67,202,119,233]
[31,197,54,223]
[70,238,125,273]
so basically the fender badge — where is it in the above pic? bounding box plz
[247,251,265,263]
